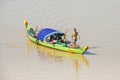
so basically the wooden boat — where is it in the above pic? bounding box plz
[24,20,88,54]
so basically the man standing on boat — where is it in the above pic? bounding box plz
[71,28,80,48]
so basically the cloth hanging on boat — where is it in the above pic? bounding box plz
[37,28,64,41]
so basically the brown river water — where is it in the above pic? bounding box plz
[0,0,120,80]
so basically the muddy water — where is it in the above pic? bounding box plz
[0,0,120,80]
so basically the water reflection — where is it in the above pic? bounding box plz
[26,38,89,78]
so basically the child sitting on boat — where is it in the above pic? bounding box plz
[28,28,38,38]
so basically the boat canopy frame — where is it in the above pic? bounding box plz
[37,28,65,41]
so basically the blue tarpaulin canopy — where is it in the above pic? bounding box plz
[37,28,64,41]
